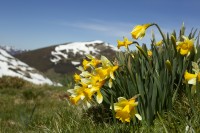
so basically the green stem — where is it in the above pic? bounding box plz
[157,112,169,133]
[111,93,118,132]
[172,57,190,104]
[152,23,167,46]
[126,41,139,53]
[132,41,150,62]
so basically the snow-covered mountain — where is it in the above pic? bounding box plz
[0,45,27,55]
[14,40,119,81]
[0,48,60,86]
[50,40,119,65]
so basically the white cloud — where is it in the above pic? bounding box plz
[59,19,134,38]
[58,19,186,49]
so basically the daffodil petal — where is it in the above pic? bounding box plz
[76,66,84,71]
[188,78,196,85]
[135,113,142,120]
[108,78,113,88]
[67,89,75,94]
[80,95,85,100]
[86,101,91,108]
[80,71,91,77]
[96,91,103,104]
[118,97,127,102]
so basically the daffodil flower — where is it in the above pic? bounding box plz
[95,67,109,80]
[86,74,106,103]
[89,77,106,104]
[155,40,163,46]
[101,55,113,68]
[112,96,142,123]
[184,71,197,85]
[131,24,151,39]
[82,55,101,70]
[176,36,194,55]
[117,37,133,49]
[147,50,152,57]
[74,73,81,83]
[69,55,119,106]
[100,56,119,88]
[82,59,90,70]
[68,84,94,107]
[184,62,200,94]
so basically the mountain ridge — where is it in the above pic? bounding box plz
[14,40,119,82]
[0,48,60,86]
[0,45,28,55]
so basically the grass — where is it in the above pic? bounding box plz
[0,78,200,133]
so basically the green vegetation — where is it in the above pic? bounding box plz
[66,23,200,132]
[0,76,199,132]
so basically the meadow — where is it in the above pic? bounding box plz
[0,77,199,133]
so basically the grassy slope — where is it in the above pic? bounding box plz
[0,82,117,133]
[0,81,200,133]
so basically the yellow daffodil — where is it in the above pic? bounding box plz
[82,56,101,70]
[117,37,133,49]
[107,65,119,80]
[176,36,194,55]
[184,71,197,85]
[81,70,106,104]
[147,50,152,57]
[185,63,200,82]
[82,59,89,70]
[112,96,142,123]
[90,58,101,68]
[80,71,91,78]
[69,55,119,106]
[131,24,151,39]
[101,56,113,68]
[95,67,109,80]
[74,73,81,83]
[155,40,163,46]
[68,85,94,107]
[107,65,119,88]
[100,56,119,88]
[89,76,106,104]
[95,66,118,88]
[184,71,200,94]
[184,62,200,94]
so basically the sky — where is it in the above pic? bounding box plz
[0,0,200,50]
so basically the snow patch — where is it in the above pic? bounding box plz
[50,40,119,64]
[0,48,61,86]
[71,61,80,66]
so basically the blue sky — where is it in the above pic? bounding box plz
[0,0,200,50]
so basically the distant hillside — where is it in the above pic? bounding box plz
[14,40,119,82]
[0,48,60,86]
[0,45,28,55]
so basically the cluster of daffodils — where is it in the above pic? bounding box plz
[114,23,196,122]
[117,24,152,48]
[111,24,155,123]
[68,23,197,124]
[68,54,141,123]
[117,23,195,57]
[184,62,200,94]
[68,55,118,108]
